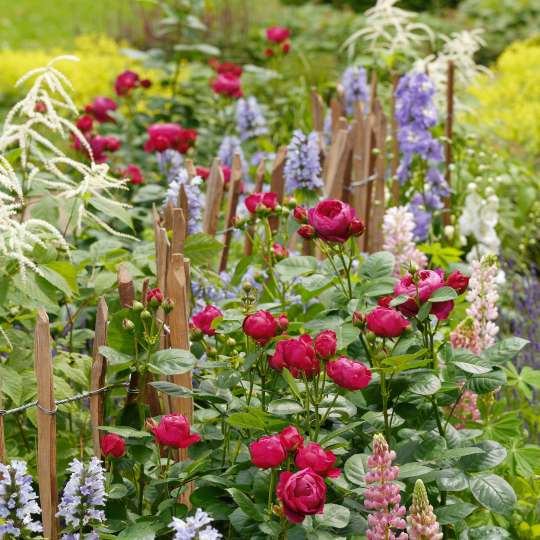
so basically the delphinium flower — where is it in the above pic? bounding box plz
[382,206,427,275]
[364,434,408,540]
[191,271,236,311]
[56,457,106,539]
[284,130,322,194]
[217,135,244,169]
[407,480,443,540]
[170,508,222,540]
[236,96,268,141]
[157,148,184,180]
[342,65,369,115]
[0,460,43,538]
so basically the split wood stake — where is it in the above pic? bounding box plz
[341,120,356,203]
[90,297,108,457]
[443,60,455,226]
[391,74,400,204]
[0,388,5,463]
[324,126,350,198]
[164,200,174,230]
[219,153,242,272]
[171,208,187,255]
[269,146,287,231]
[118,264,135,308]
[244,158,266,256]
[311,86,325,132]
[185,158,197,181]
[35,309,58,540]
[179,184,189,225]
[203,158,224,236]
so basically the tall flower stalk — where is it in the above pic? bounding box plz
[284,130,322,195]
[407,480,443,540]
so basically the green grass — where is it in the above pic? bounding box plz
[0,0,149,49]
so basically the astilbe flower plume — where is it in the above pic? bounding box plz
[364,434,408,540]
[284,130,322,194]
[170,508,222,540]
[407,480,443,540]
[0,460,43,538]
[382,206,427,275]
[56,457,106,539]
[236,96,268,141]
[341,65,369,115]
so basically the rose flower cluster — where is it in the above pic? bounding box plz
[249,426,339,523]
[209,59,243,98]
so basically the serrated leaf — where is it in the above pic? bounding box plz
[408,372,441,395]
[275,256,318,280]
[98,346,132,365]
[314,504,350,529]
[361,251,395,279]
[482,337,529,364]
[344,454,367,485]
[428,286,457,302]
[99,426,151,439]
[461,440,506,472]
[467,369,506,394]
[435,503,477,525]
[184,233,223,266]
[227,488,264,522]
[470,473,516,514]
[268,399,304,416]
[148,349,196,376]
[226,412,265,431]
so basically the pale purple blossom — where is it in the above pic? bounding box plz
[170,508,222,540]
[236,97,268,141]
[342,65,370,115]
[217,136,244,169]
[284,130,322,193]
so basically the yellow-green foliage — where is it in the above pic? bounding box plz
[468,38,540,155]
[0,35,164,107]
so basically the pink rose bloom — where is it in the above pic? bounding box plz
[249,435,287,469]
[150,414,201,449]
[279,426,304,452]
[115,70,140,96]
[244,192,278,214]
[76,115,93,133]
[100,433,125,458]
[211,72,243,98]
[122,164,144,185]
[192,305,223,336]
[326,356,372,390]
[366,307,410,338]
[269,335,320,379]
[85,96,117,123]
[243,310,277,344]
[314,329,337,359]
[308,199,361,243]
[277,468,326,524]
[266,27,290,43]
[295,443,340,478]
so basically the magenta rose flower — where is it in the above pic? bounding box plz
[115,70,140,96]
[308,199,360,243]
[244,192,278,214]
[76,115,93,133]
[211,72,243,98]
[85,96,117,123]
[249,435,287,469]
[243,310,277,345]
[266,27,290,43]
[326,356,372,390]
[144,123,197,154]
[446,270,469,295]
[150,414,201,449]
[366,306,410,338]
[192,305,223,336]
[314,329,337,359]
[100,433,125,458]
[295,443,341,478]
[279,426,304,452]
[269,335,320,378]
[122,164,144,185]
[394,269,454,320]
[277,468,327,524]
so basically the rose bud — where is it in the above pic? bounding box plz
[162,299,175,314]
[264,48,274,58]
[100,433,125,458]
[446,270,469,295]
[273,243,288,261]
[190,326,204,341]
[146,287,164,307]
[295,443,341,478]
[140,310,152,321]
[314,329,337,360]
[276,313,289,333]
[366,306,410,338]
[269,335,319,379]
[293,206,308,223]
[377,296,393,308]
[243,310,278,345]
[249,435,287,469]
[297,224,316,239]
[34,100,47,113]
[140,78,152,88]
[308,199,359,243]
[348,217,365,237]
[279,426,304,452]
[282,42,291,54]
[76,114,93,133]
[326,356,372,391]
[150,413,201,449]
[266,26,290,44]
[132,300,144,312]
[191,305,223,336]
[122,319,135,332]
[352,311,365,328]
[277,468,326,524]
[244,192,278,214]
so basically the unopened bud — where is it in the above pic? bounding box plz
[132,300,144,312]
[140,310,152,321]
[226,337,237,347]
[242,281,253,293]
[122,319,135,332]
[352,311,365,328]
[293,206,308,224]
[207,347,218,358]
[162,299,175,314]
[298,224,316,239]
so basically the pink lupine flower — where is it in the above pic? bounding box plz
[364,434,408,540]
[407,480,443,540]
[382,206,427,275]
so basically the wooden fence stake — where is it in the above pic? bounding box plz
[443,60,454,226]
[118,265,135,308]
[171,208,187,255]
[270,147,287,231]
[391,74,400,204]
[35,309,58,540]
[311,86,325,132]
[244,158,266,256]
[219,153,242,272]
[203,158,224,236]
[324,125,350,198]
[0,388,5,463]
[90,297,108,457]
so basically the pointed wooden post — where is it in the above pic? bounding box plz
[118,265,135,308]
[0,389,6,463]
[244,158,266,256]
[203,158,224,236]
[443,60,454,226]
[164,200,175,230]
[311,87,325,132]
[185,158,197,180]
[324,124,350,199]
[391,74,400,204]
[219,153,242,272]
[91,297,108,457]
[171,208,187,255]
[269,147,287,231]
[35,309,58,540]
[179,184,189,225]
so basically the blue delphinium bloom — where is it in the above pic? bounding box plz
[170,508,222,540]
[157,148,184,179]
[56,458,106,539]
[217,136,244,169]
[342,65,370,115]
[0,460,43,538]
[236,97,268,141]
[284,130,323,194]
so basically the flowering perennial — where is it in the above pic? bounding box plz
[342,65,369,115]
[236,96,268,141]
[170,508,222,540]
[284,130,322,193]
[407,480,443,540]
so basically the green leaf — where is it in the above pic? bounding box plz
[268,399,304,416]
[99,426,151,439]
[98,346,132,366]
[148,349,196,376]
[408,372,441,395]
[389,294,409,307]
[362,410,404,429]
[398,463,433,479]
[184,233,223,266]
[108,483,129,499]
[227,488,264,522]
[428,286,457,302]
[482,337,529,364]
[117,522,157,540]
[361,251,395,279]
[314,504,350,529]
[436,469,468,491]
[174,43,221,55]
[90,197,133,230]
[40,262,78,296]
[282,368,302,402]
[344,454,367,485]
[150,381,229,404]
[467,369,506,394]
[459,526,511,539]
[226,412,265,431]
[461,440,507,472]
[0,366,23,405]
[275,256,318,280]
[454,360,492,375]
[470,473,516,514]
[520,366,540,389]
[435,503,477,525]
[437,447,485,460]
[317,421,363,446]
